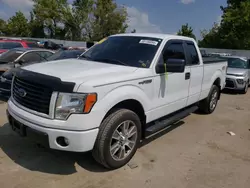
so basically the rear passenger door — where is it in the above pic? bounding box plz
[184,41,203,106]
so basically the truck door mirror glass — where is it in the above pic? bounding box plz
[155,64,166,74]
[16,59,25,65]
[165,58,185,73]
[156,59,185,74]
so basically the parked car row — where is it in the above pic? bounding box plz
[0,39,39,55]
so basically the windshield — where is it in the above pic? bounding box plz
[47,51,63,61]
[27,42,39,48]
[223,57,248,69]
[0,42,23,49]
[0,49,24,63]
[80,36,162,68]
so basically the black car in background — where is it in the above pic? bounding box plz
[0,49,85,100]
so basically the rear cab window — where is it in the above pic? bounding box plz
[185,42,199,65]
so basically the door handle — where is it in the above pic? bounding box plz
[185,72,191,80]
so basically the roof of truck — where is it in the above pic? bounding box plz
[112,33,194,41]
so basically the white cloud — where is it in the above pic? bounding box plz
[217,15,222,25]
[180,0,195,4]
[126,6,162,33]
[1,0,34,19]
[2,0,34,10]
[0,11,8,20]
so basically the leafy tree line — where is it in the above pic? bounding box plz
[0,0,130,42]
[177,0,250,50]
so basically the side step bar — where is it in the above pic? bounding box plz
[144,105,198,137]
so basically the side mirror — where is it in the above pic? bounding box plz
[16,59,25,65]
[165,58,185,73]
[156,58,186,74]
[155,64,166,74]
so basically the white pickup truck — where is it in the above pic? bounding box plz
[7,33,227,169]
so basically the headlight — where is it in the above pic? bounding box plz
[55,93,97,120]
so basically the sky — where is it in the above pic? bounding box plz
[0,0,227,39]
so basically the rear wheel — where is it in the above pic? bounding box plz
[199,85,219,114]
[92,109,141,169]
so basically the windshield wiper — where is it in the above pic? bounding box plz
[93,58,129,66]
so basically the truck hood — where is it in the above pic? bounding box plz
[22,59,138,86]
[227,67,248,76]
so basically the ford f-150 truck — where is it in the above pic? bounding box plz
[7,33,227,169]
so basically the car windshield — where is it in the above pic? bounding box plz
[27,42,39,48]
[0,49,24,63]
[0,42,22,49]
[223,57,248,69]
[80,36,162,68]
[47,50,84,61]
[47,51,64,61]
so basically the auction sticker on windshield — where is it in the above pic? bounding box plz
[139,40,158,46]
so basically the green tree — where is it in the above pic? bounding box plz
[33,0,68,38]
[198,23,221,48]
[91,0,128,41]
[200,0,250,49]
[0,19,7,36]
[6,11,30,37]
[63,0,94,40]
[29,11,45,38]
[177,23,196,40]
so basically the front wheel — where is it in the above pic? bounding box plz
[199,85,219,114]
[92,109,141,169]
[239,81,248,94]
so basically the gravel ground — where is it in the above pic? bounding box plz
[0,91,250,188]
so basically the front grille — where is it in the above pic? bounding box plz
[226,79,235,88]
[12,77,53,115]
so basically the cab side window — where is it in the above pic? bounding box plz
[163,43,185,63]
[186,43,199,65]
[20,52,41,63]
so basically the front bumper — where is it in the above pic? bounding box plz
[7,100,99,152]
[225,75,247,90]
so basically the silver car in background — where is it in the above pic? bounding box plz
[220,56,250,94]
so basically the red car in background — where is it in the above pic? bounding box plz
[0,39,39,54]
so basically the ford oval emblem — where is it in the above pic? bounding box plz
[17,88,27,97]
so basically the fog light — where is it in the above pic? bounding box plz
[56,137,69,147]
[236,79,244,84]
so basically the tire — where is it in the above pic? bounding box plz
[239,82,248,94]
[92,109,141,169]
[199,85,219,114]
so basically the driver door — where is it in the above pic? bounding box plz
[148,40,191,122]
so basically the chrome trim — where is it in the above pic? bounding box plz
[11,97,52,119]
[0,88,10,92]
[49,92,58,119]
[11,75,14,98]
[11,76,54,119]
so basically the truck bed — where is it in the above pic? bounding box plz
[202,57,226,64]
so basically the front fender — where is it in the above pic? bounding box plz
[91,85,151,120]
